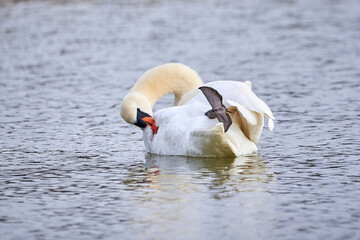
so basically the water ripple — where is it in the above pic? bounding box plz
[1,0,360,239]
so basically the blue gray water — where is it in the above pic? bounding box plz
[1,0,360,239]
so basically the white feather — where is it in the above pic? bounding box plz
[268,118,274,131]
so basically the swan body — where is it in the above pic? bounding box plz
[121,63,274,157]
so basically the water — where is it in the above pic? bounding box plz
[1,0,360,239]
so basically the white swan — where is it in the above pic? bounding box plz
[121,63,275,157]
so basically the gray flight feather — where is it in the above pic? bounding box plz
[199,86,232,132]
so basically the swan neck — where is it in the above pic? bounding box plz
[131,63,203,107]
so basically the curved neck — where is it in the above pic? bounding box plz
[130,63,203,107]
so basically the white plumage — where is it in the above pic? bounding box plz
[121,63,275,157]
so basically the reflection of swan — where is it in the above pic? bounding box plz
[145,154,273,187]
[123,154,274,197]
[121,63,274,157]
[123,155,275,238]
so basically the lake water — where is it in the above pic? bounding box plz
[1,0,360,239]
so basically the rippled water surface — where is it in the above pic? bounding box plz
[1,0,360,239]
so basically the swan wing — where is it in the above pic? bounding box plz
[183,81,275,129]
[225,100,263,144]
[207,81,275,119]
[179,81,274,143]
[227,100,257,125]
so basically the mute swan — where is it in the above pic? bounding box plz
[121,63,274,157]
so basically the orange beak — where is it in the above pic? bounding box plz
[142,117,159,134]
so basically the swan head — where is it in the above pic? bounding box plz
[121,63,203,133]
[120,92,154,128]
